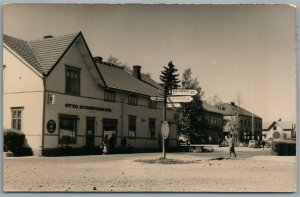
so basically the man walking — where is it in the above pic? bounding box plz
[227,135,237,158]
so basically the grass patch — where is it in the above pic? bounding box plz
[134,157,201,164]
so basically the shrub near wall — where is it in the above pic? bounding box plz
[271,140,296,156]
[3,129,33,156]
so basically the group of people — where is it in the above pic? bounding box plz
[101,135,128,155]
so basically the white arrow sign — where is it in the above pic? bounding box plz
[172,89,198,96]
[167,103,181,108]
[167,96,193,103]
[150,96,164,102]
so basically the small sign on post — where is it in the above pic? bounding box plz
[150,96,164,102]
[167,103,181,108]
[161,121,169,138]
[171,89,198,96]
[167,96,193,103]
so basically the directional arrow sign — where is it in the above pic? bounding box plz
[167,103,181,108]
[167,96,193,103]
[150,96,164,102]
[172,89,198,96]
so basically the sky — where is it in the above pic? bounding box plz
[3,4,297,123]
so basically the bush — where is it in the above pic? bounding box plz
[3,128,25,153]
[271,140,296,156]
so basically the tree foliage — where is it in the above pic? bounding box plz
[159,61,180,95]
[207,94,223,107]
[177,68,206,143]
[107,55,131,71]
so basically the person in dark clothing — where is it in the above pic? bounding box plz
[227,135,237,158]
[261,140,266,150]
[109,134,116,153]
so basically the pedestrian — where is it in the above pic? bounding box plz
[227,135,237,158]
[109,134,116,154]
[102,135,109,155]
[261,140,266,150]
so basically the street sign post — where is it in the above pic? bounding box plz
[167,96,193,103]
[166,103,181,108]
[150,96,164,102]
[171,89,198,96]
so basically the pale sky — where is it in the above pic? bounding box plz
[3,4,297,122]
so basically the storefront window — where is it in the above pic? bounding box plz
[103,119,118,139]
[128,116,137,138]
[149,118,156,139]
[59,114,78,144]
[65,66,81,95]
[11,107,23,130]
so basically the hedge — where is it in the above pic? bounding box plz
[271,140,296,156]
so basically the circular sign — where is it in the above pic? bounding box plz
[161,121,169,138]
[47,120,56,133]
[273,131,281,139]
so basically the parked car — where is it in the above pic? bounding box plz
[248,140,257,148]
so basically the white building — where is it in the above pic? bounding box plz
[3,32,177,156]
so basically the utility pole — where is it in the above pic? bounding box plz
[162,89,167,159]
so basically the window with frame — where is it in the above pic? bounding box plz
[104,90,115,102]
[128,116,137,138]
[11,107,23,130]
[128,95,138,105]
[65,66,81,95]
[149,118,156,139]
[148,99,157,109]
[59,114,78,144]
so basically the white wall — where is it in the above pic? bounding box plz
[3,47,44,154]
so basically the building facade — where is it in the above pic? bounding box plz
[219,102,262,143]
[3,32,177,156]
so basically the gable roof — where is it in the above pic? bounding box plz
[218,103,261,118]
[97,62,161,97]
[203,102,223,114]
[3,34,45,74]
[3,32,79,75]
[264,121,295,131]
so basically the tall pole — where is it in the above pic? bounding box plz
[162,89,167,159]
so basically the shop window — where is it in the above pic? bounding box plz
[65,66,81,95]
[128,116,137,138]
[11,107,23,130]
[103,119,118,141]
[104,90,115,102]
[148,99,157,109]
[128,95,138,105]
[149,118,156,139]
[59,114,78,144]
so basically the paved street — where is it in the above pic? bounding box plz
[3,147,297,192]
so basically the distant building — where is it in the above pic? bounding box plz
[202,102,223,144]
[262,120,296,141]
[3,32,177,156]
[218,102,262,142]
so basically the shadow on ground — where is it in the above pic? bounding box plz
[134,157,202,164]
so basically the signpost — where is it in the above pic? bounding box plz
[167,96,193,103]
[160,88,197,159]
[171,89,198,96]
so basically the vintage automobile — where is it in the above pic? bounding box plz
[248,140,258,148]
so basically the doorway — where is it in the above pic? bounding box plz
[86,117,95,147]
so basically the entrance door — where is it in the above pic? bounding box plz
[86,117,95,147]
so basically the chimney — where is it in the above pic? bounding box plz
[230,102,235,106]
[93,56,103,63]
[132,65,141,80]
[43,35,53,39]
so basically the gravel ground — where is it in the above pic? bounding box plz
[2,147,297,192]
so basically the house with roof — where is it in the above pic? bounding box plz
[262,120,296,141]
[218,102,262,143]
[201,102,224,144]
[3,32,177,156]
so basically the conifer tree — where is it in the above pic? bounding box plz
[159,61,180,96]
